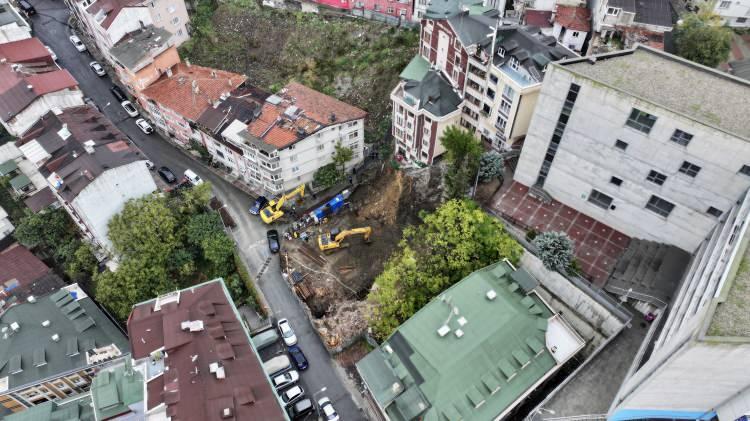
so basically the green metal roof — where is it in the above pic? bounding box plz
[4,396,94,421]
[9,173,31,190]
[399,55,430,82]
[90,361,144,420]
[357,261,558,421]
[0,159,17,176]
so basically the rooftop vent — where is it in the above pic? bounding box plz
[51,334,60,342]
[455,329,464,338]
[84,140,96,155]
[57,124,71,141]
[42,320,50,327]
[383,344,393,354]
[222,408,233,419]
[10,322,19,332]
[27,296,36,303]
[437,325,450,337]
[26,84,33,90]
[457,317,467,327]
[266,95,282,105]
[486,290,497,300]
[328,113,337,122]
[181,320,204,332]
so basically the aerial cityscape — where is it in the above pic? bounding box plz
[0,0,747,418]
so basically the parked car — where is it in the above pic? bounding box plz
[288,399,314,420]
[158,167,177,183]
[121,101,139,117]
[110,85,127,102]
[272,370,299,391]
[135,118,154,134]
[251,329,279,351]
[267,229,280,253]
[45,46,57,61]
[318,397,339,421]
[18,0,36,15]
[249,195,268,215]
[69,35,86,52]
[89,61,106,76]
[280,385,305,407]
[277,318,296,347]
[287,345,308,371]
[263,355,292,377]
[83,97,99,111]
[184,169,203,186]
[144,160,155,171]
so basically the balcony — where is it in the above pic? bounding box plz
[464,92,481,108]
[468,64,487,79]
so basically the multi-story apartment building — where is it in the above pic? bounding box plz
[0,284,129,417]
[710,0,750,27]
[199,82,367,195]
[590,0,673,48]
[16,105,156,254]
[0,0,31,43]
[393,3,574,164]
[513,45,750,253]
[108,25,181,94]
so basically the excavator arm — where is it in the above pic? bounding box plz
[260,184,306,224]
[319,226,372,252]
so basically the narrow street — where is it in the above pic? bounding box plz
[27,3,364,419]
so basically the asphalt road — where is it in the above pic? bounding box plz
[28,4,364,419]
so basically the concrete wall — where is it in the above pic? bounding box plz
[148,0,190,46]
[3,90,85,137]
[514,65,750,253]
[71,161,156,251]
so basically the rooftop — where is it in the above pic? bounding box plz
[554,5,591,32]
[0,64,77,120]
[492,26,576,84]
[0,284,129,393]
[560,45,750,141]
[16,105,147,202]
[609,0,672,27]
[0,37,53,64]
[422,0,490,20]
[142,63,247,122]
[90,361,144,420]
[356,261,584,421]
[0,243,54,296]
[398,68,463,118]
[109,25,173,72]
[23,186,57,212]
[126,279,286,421]
[5,395,94,421]
[196,84,269,137]
[83,0,142,30]
[0,0,28,29]
[525,9,553,28]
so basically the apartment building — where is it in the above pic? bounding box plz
[590,0,673,48]
[108,25,181,94]
[0,284,129,417]
[513,45,750,253]
[199,82,367,195]
[0,0,31,43]
[127,279,286,420]
[710,0,750,27]
[16,105,156,253]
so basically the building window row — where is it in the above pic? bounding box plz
[536,83,580,186]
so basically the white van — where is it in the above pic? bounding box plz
[184,169,204,186]
[264,355,292,377]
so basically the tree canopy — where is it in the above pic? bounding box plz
[533,231,574,273]
[367,199,523,340]
[313,163,340,189]
[333,141,354,172]
[478,151,504,182]
[675,12,732,68]
[441,126,483,199]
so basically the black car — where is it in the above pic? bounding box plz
[249,196,269,215]
[267,229,280,254]
[158,166,177,184]
[18,0,36,15]
[288,399,314,420]
[110,85,127,102]
[287,345,308,371]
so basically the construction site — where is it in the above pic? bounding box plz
[278,163,443,352]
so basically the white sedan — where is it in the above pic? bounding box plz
[69,35,86,52]
[277,318,297,347]
[89,61,106,77]
[121,101,139,118]
[318,397,339,421]
[135,118,153,134]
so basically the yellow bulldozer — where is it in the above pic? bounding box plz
[260,184,305,224]
[318,227,372,253]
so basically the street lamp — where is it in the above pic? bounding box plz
[312,387,327,417]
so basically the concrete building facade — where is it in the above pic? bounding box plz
[108,25,181,94]
[513,46,750,253]
[710,0,750,28]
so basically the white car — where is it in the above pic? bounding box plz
[184,169,203,186]
[280,385,305,407]
[136,118,154,134]
[318,397,339,421]
[69,35,86,52]
[45,46,57,61]
[89,61,106,76]
[272,370,299,390]
[144,160,155,170]
[277,318,297,347]
[121,101,139,118]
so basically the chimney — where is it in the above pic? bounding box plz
[185,59,191,68]
[210,70,216,78]
[26,84,33,90]
[166,67,173,77]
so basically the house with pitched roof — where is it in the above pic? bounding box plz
[0,243,65,311]
[552,5,591,52]
[357,260,584,421]
[109,25,181,94]
[15,105,156,253]
[0,0,31,43]
[0,284,129,417]
[197,82,367,195]
[591,0,673,49]
[0,38,83,137]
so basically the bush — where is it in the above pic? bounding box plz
[234,251,265,316]
[533,231,574,272]
[478,151,504,182]
[313,163,340,189]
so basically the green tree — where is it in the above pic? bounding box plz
[14,209,77,252]
[107,196,179,263]
[178,182,213,215]
[441,126,482,199]
[65,243,98,283]
[202,233,235,276]
[185,212,224,246]
[95,258,177,320]
[533,231,574,272]
[313,163,340,188]
[675,12,732,68]
[478,151,504,182]
[332,141,354,174]
[367,199,522,340]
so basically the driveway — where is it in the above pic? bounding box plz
[27,3,364,419]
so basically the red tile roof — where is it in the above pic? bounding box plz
[525,9,553,28]
[0,243,50,291]
[554,5,592,32]
[142,63,247,122]
[0,38,53,64]
[127,280,286,421]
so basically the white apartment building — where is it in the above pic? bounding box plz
[710,0,750,27]
[198,83,367,195]
[590,0,673,48]
[514,45,750,253]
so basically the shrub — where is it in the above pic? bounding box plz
[533,231,574,272]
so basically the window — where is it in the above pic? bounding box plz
[572,31,580,37]
[400,8,406,16]
[614,139,628,150]
[625,108,657,134]
[509,57,519,71]
[646,170,667,185]
[707,207,723,218]
[423,31,431,43]
[588,189,613,209]
[482,104,491,115]
[486,88,495,99]
[177,28,183,37]
[489,74,498,84]
[349,131,358,139]
[387,6,393,13]
[719,0,731,8]
[502,84,515,99]
[610,176,623,186]
[499,99,511,115]
[292,166,299,173]
[497,47,505,57]
[606,7,620,15]
[317,144,324,151]
[171,16,179,24]
[679,161,701,177]
[737,17,748,23]
[215,150,225,159]
[289,155,297,162]
[739,165,750,176]
[670,129,693,146]
[646,195,675,217]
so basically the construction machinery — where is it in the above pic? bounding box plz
[318,227,372,253]
[260,184,306,224]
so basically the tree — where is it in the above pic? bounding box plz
[65,243,98,283]
[107,196,179,264]
[201,233,235,276]
[367,199,523,339]
[332,141,353,174]
[478,151,504,182]
[441,126,482,199]
[533,231,574,272]
[675,13,732,68]
[14,209,77,252]
[95,258,177,320]
[178,182,213,215]
[185,212,224,246]
[313,163,340,188]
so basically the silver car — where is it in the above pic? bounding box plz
[89,61,106,77]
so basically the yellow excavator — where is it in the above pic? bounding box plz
[318,227,373,253]
[260,184,305,224]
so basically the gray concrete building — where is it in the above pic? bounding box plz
[514,45,750,253]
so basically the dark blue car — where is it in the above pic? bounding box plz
[249,196,269,215]
[288,345,308,371]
